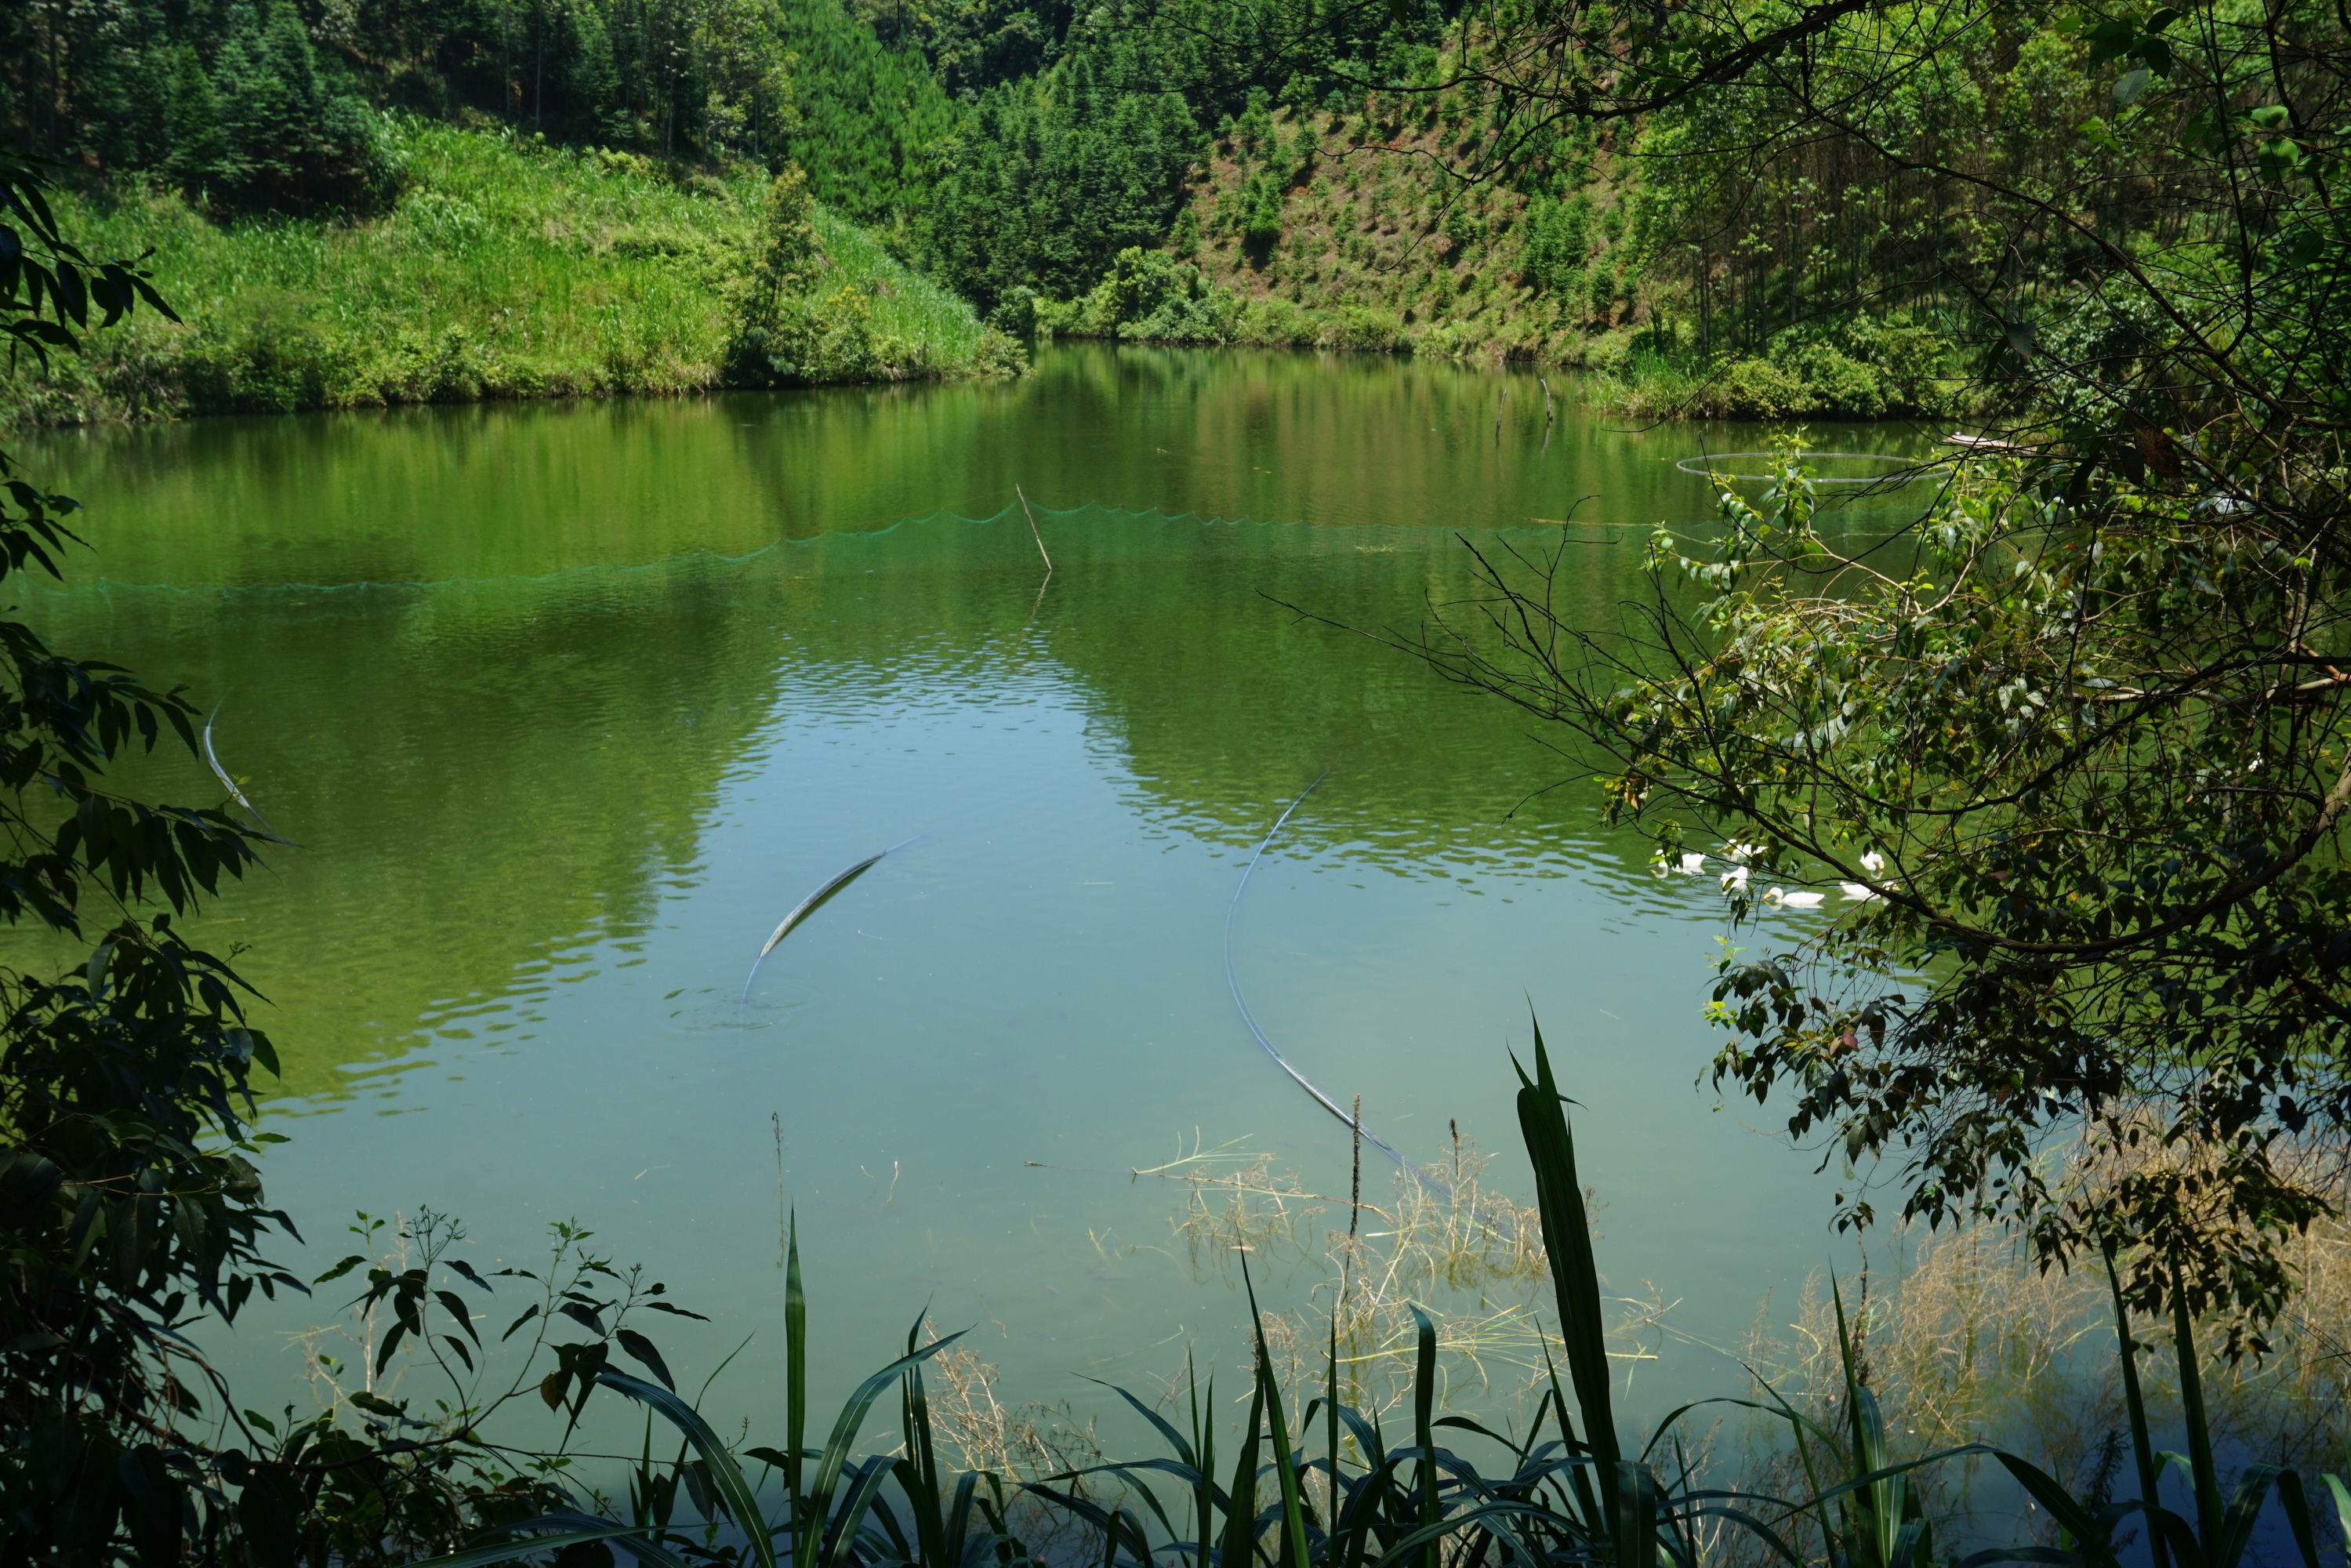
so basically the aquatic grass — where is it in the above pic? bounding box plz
[1740,1129,2351,1488]
[1125,1135,1559,1425]
[1,119,1004,430]
[405,1022,2351,1568]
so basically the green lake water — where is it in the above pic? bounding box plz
[17,344,1948,1457]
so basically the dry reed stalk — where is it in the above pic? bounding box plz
[1146,1133,1659,1425]
[1731,1127,2351,1545]
[920,1323,1105,1554]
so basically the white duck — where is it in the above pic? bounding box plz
[1724,841,1761,864]
[1839,881,1885,902]
[1675,852,1707,875]
[1764,887,1825,909]
[1859,851,1888,876]
[1720,865,1751,894]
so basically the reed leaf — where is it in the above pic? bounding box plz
[1409,1302,1440,1561]
[2102,1245,2168,1568]
[1512,1015,1622,1530]
[597,1370,779,1568]
[796,1334,967,1568]
[900,1316,949,1568]
[2212,1467,2284,1568]
[787,1210,809,1541]
[1242,1256,1313,1568]
[1616,1461,1660,1568]
[2168,1256,2223,1555]
[743,847,897,1003]
[823,1454,903,1568]
[1991,1454,2118,1568]
[2268,1472,2323,1568]
[1217,1366,1267,1568]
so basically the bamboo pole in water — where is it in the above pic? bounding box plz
[1016,485,1053,575]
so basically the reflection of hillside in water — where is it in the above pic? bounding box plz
[12,561,794,1105]
[6,353,1937,1109]
[14,507,1628,1109]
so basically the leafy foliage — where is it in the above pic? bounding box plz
[1377,0,2351,1339]
[0,138,281,1559]
[3,0,793,203]
[0,120,1011,428]
[175,2,397,216]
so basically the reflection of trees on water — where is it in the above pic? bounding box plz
[4,354,1933,1102]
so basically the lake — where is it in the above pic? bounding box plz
[16,343,1947,1464]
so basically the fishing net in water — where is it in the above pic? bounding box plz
[1671,450,1936,486]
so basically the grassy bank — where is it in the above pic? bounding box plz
[0,117,1018,430]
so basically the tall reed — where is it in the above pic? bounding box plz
[408,1022,2351,1568]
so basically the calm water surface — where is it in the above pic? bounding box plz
[19,345,1946,1455]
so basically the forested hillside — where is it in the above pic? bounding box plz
[0,0,2269,421]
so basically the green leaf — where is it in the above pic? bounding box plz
[1399,1300,1442,1559]
[2320,1474,2350,1555]
[1513,1016,1622,1532]
[1243,1258,1312,1568]
[436,1290,479,1344]
[785,1209,807,1555]
[1616,1461,1660,1568]
[598,1369,778,1568]
[1994,1454,2118,1567]
[2103,1247,2167,1568]
[798,1335,965,1568]
[616,1327,674,1391]
[2169,1258,2222,1555]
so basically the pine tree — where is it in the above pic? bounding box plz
[161,41,231,194]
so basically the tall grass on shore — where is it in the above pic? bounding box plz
[377,1021,2349,1568]
[0,118,1011,430]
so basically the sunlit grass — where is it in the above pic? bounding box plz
[2,117,1000,429]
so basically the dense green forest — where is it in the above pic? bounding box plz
[0,0,2110,421]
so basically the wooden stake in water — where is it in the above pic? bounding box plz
[1016,485,1053,575]
[1348,1096,1363,1250]
[1343,1093,1362,1326]
[1494,386,1508,445]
